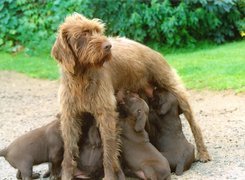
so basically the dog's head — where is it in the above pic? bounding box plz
[151,89,182,116]
[124,93,149,132]
[51,13,112,74]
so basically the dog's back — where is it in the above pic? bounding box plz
[106,37,162,92]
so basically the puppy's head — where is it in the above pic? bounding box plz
[124,93,149,132]
[51,13,112,74]
[151,89,182,115]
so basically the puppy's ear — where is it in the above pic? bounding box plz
[134,112,147,132]
[51,31,76,74]
[159,101,172,115]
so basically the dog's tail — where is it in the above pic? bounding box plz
[0,148,7,157]
[149,55,210,162]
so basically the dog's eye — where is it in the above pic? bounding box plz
[137,110,141,113]
[83,30,93,36]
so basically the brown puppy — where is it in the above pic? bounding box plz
[0,113,99,180]
[148,89,195,175]
[118,93,171,180]
[77,122,103,179]
[43,115,103,180]
[51,13,209,179]
[0,119,63,180]
[64,113,103,180]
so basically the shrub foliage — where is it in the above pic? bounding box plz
[0,0,243,53]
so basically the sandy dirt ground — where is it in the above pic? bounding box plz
[0,71,244,180]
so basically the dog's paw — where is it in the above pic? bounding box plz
[197,152,212,162]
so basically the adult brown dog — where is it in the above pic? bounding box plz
[118,93,171,180]
[148,89,195,175]
[51,13,210,180]
[52,13,124,180]
[106,38,210,162]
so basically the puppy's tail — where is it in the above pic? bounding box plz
[0,148,7,157]
[150,57,210,161]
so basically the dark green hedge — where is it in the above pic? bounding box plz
[0,0,244,53]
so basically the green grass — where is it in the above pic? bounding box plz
[164,41,245,92]
[0,52,59,80]
[0,41,244,91]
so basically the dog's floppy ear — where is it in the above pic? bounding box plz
[51,31,76,74]
[134,112,147,132]
[159,100,172,115]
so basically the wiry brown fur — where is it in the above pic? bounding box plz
[51,13,210,179]
[52,13,123,180]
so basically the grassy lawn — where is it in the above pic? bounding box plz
[0,41,244,92]
[0,52,59,80]
[163,41,245,92]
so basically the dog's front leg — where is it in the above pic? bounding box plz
[60,112,82,180]
[94,109,125,180]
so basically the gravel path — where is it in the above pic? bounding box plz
[0,71,244,180]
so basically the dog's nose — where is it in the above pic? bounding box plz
[102,42,112,51]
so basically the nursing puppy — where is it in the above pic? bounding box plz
[118,92,171,180]
[43,115,103,180]
[77,122,103,179]
[148,89,195,175]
